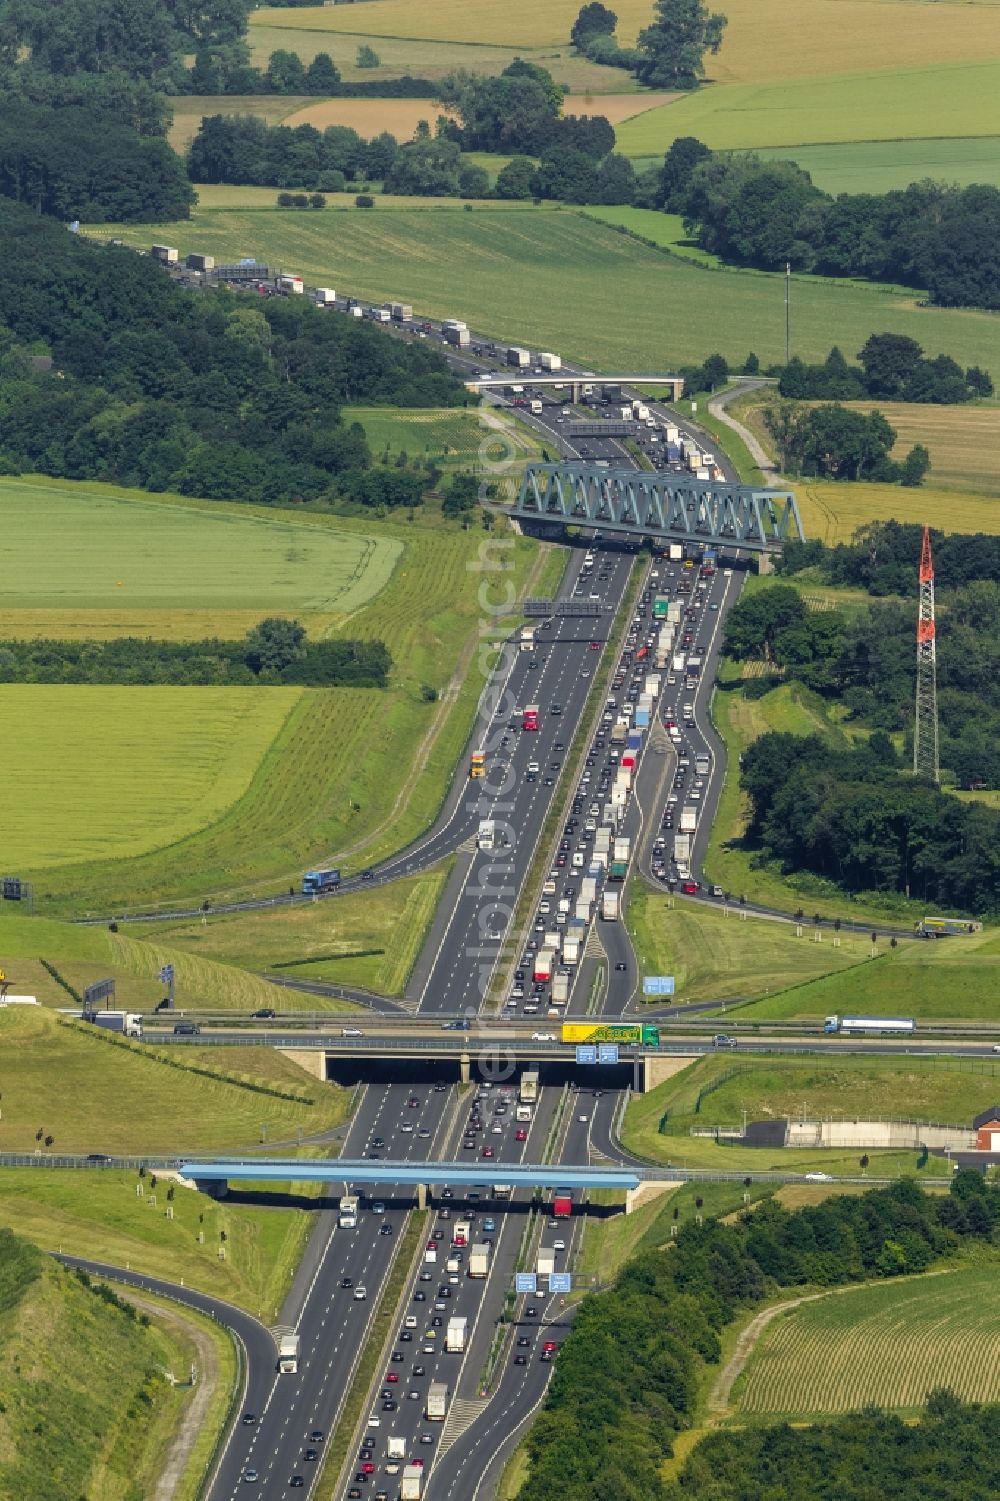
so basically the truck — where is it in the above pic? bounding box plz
[277,1333,300,1374]
[443,323,470,347]
[673,834,691,863]
[613,837,631,862]
[533,951,553,984]
[824,1014,916,1036]
[916,917,983,938]
[601,890,620,920]
[552,972,570,1004]
[427,1381,450,1420]
[562,1022,661,1045]
[621,750,637,771]
[388,1437,407,1461]
[507,346,530,368]
[530,399,543,414]
[538,352,562,371]
[552,1189,573,1219]
[615,767,633,791]
[653,595,670,620]
[685,655,703,679]
[680,805,698,833]
[664,423,679,444]
[695,753,710,777]
[627,731,643,750]
[632,400,650,421]
[562,937,581,965]
[669,543,684,561]
[88,1010,144,1039]
[477,819,495,851]
[453,1220,471,1246]
[620,404,633,420]
[516,1102,533,1122]
[185,252,214,272]
[634,708,650,728]
[468,1243,491,1277]
[314,286,336,304]
[610,719,628,744]
[151,244,178,264]
[401,1464,425,1500]
[573,899,591,923]
[644,675,662,697]
[519,1069,539,1104]
[580,877,598,904]
[608,861,627,883]
[338,1193,359,1228]
[469,750,486,779]
[390,302,413,322]
[537,1248,556,1277]
[520,626,535,652]
[446,1316,468,1352]
[687,451,703,471]
[667,602,682,625]
[275,273,304,295]
[523,704,540,731]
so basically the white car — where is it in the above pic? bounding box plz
[577,1113,589,1124]
[553,1239,566,1251]
[353,1285,368,1300]
[341,1027,363,1037]
[804,1172,832,1182]
[531,1031,555,1042]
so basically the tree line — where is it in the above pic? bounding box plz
[0,200,465,511]
[649,136,1000,310]
[0,619,391,688]
[779,521,1000,595]
[724,576,1000,791]
[569,0,727,89]
[780,335,992,405]
[740,731,1000,912]
[520,1174,1000,1501]
[765,403,930,485]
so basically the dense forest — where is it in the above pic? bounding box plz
[0,200,464,508]
[520,1175,1000,1501]
[0,620,391,688]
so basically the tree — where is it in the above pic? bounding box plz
[744,351,760,373]
[265,49,306,93]
[494,155,536,200]
[701,352,729,389]
[857,333,924,398]
[458,163,489,198]
[356,44,380,68]
[571,2,618,47]
[593,152,635,205]
[635,0,728,88]
[657,135,711,210]
[383,136,462,196]
[244,618,306,674]
[900,443,931,487]
[502,58,564,116]
[304,52,341,94]
[534,145,599,203]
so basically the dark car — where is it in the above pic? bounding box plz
[173,1021,200,1035]
[242,1413,257,1426]
[290,1480,305,1490]
[304,1448,319,1462]
[252,1007,276,1019]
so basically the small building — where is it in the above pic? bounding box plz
[973,1107,1000,1151]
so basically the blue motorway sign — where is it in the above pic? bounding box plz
[575,1045,598,1065]
[548,1273,572,1294]
[643,975,675,996]
[597,1044,620,1065]
[515,1273,537,1294]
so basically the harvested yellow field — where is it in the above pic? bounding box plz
[796,481,1000,543]
[564,91,677,123]
[283,97,452,136]
[252,0,657,47]
[711,0,1000,86]
[835,402,1000,496]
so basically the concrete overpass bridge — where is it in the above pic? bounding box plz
[512,463,804,553]
[466,373,685,402]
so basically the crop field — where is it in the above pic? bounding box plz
[737,926,1000,1023]
[617,58,1000,155]
[753,137,1000,194]
[0,477,397,629]
[151,863,452,997]
[834,403,1000,497]
[735,1264,1000,1416]
[627,887,874,1004]
[283,97,452,138]
[1,684,301,869]
[169,94,308,153]
[95,209,1000,374]
[251,0,657,48]
[795,481,1000,543]
[0,1004,348,1153]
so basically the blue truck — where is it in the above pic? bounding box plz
[302,868,341,895]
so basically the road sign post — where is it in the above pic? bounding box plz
[642,976,675,997]
[515,1273,537,1295]
[548,1273,572,1294]
[158,964,175,1009]
[575,1045,597,1065]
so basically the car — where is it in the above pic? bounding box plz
[514,1353,528,1365]
[540,1351,553,1363]
[419,1434,435,1445]
[712,1034,737,1050]
[408,1096,421,1108]
[243,1470,259,1483]
[553,1238,566,1250]
[517,1336,532,1347]
[804,1172,833,1182]
[413,1291,426,1302]
[590,641,601,651]
[543,1341,558,1353]
[341,1026,363,1037]
[483,1217,496,1231]
[578,1113,589,1124]
[348,1490,362,1499]
[252,1007,276,1019]
[380,1223,393,1236]
[482,1146,495,1158]
[614,961,627,972]
[361,1463,375,1475]
[382,1400,396,1412]
[86,1152,113,1164]
[310,1431,324,1443]
[361,868,374,881]
[353,1286,368,1300]
[531,1031,555,1042]
[289,1480,305,1490]
[242,1413,257,1426]
[173,1021,200,1035]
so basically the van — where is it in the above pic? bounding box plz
[572,852,585,869]
[173,1021,200,1035]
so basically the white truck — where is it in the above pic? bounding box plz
[516,1102,533,1122]
[277,1333,300,1373]
[613,837,631,862]
[632,401,650,421]
[446,1316,468,1352]
[601,890,620,920]
[673,834,691,863]
[580,876,598,904]
[477,819,495,851]
[468,1243,491,1277]
[274,273,302,295]
[552,972,570,1004]
[507,346,530,368]
[538,352,562,371]
[519,1069,539,1104]
[442,320,470,347]
[88,1010,144,1039]
[672,653,686,674]
[520,626,535,652]
[667,601,682,625]
[562,937,581,965]
[530,399,543,414]
[574,900,591,923]
[669,543,684,561]
[695,753,710,776]
[401,1462,425,1499]
[537,1248,556,1277]
[314,286,336,305]
[680,805,698,834]
[426,1381,449,1421]
[388,1437,407,1461]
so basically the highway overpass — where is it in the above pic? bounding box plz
[466,373,685,401]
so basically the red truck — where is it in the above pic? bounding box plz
[522,704,540,731]
[552,1190,572,1219]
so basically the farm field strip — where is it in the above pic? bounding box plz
[91,209,1000,373]
[0,608,344,643]
[751,136,1000,194]
[736,1265,1000,1415]
[250,0,657,48]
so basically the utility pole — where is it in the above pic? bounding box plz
[784,262,791,364]
[913,525,940,784]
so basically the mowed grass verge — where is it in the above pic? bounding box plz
[622,1053,1000,1172]
[734,1262,1000,1417]
[94,209,1000,373]
[150,862,453,997]
[627,887,877,1005]
[0,1004,349,1152]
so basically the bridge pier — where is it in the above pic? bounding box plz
[417,1183,427,1211]
[192,1176,229,1199]
[460,1052,471,1085]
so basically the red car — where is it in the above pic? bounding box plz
[482,1146,495,1158]
[386,1372,399,1383]
[361,1464,375,1475]
[682,880,699,894]
[515,1128,528,1141]
[543,1341,558,1353]
[589,641,601,651]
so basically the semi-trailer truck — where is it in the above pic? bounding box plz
[401,1463,424,1500]
[468,1243,491,1277]
[538,352,562,370]
[601,890,620,920]
[87,1010,144,1039]
[446,1316,468,1352]
[277,1333,300,1373]
[824,1015,916,1035]
[338,1194,359,1228]
[680,806,698,833]
[390,302,413,322]
[303,867,341,894]
[613,837,631,862]
[477,819,495,850]
[523,704,540,731]
[673,834,691,863]
[520,626,535,652]
[507,346,530,368]
[519,1070,539,1104]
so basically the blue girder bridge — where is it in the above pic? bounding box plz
[514,463,805,554]
[180,1159,643,1191]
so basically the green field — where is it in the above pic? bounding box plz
[2,684,301,870]
[735,1263,1000,1416]
[627,888,875,1005]
[0,1170,318,1316]
[752,137,1000,194]
[622,1053,1000,1173]
[0,1230,208,1501]
[0,1003,349,1152]
[617,58,1000,154]
[735,926,1000,1024]
[93,209,1000,374]
[349,404,544,474]
[151,862,451,997]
